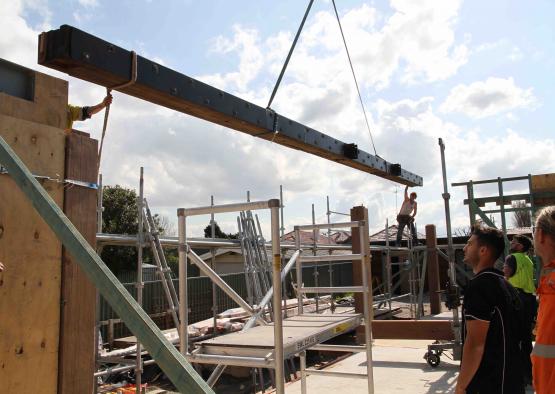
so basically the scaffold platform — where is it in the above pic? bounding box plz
[189,313,362,363]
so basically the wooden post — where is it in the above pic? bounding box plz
[350,206,371,343]
[58,130,98,393]
[372,320,453,340]
[426,224,441,315]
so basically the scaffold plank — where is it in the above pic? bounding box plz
[194,313,362,361]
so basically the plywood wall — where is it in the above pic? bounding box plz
[531,173,555,207]
[0,114,66,393]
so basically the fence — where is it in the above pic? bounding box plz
[99,262,354,341]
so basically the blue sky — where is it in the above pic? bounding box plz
[1,0,554,237]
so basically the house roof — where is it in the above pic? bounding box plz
[369,224,425,242]
[282,248,353,260]
[281,225,425,246]
[197,241,353,262]
[280,230,336,245]
[198,248,242,261]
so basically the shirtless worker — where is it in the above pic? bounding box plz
[395,185,418,245]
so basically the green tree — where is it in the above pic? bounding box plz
[100,185,170,274]
[100,186,139,273]
[203,222,238,239]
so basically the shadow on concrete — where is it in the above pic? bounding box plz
[360,360,459,371]
[424,369,457,393]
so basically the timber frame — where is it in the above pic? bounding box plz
[38,25,422,187]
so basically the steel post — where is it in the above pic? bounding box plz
[210,196,218,337]
[358,218,374,393]
[438,138,461,356]
[295,228,303,315]
[300,351,307,394]
[271,205,284,394]
[136,167,144,393]
[177,214,188,355]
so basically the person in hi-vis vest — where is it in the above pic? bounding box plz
[503,234,537,386]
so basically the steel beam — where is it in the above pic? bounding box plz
[38,25,422,186]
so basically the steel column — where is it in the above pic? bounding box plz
[271,205,284,394]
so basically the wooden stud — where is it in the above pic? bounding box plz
[425,225,441,315]
[58,131,98,393]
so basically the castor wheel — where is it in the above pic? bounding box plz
[426,352,440,368]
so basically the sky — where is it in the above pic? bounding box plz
[1,0,554,239]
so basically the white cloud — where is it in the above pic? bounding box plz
[0,0,45,68]
[203,25,264,92]
[440,77,536,118]
[508,46,523,62]
[2,1,550,239]
[78,0,98,7]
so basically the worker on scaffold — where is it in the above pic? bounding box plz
[395,185,418,246]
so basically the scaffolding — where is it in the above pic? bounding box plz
[90,168,472,390]
[182,215,375,394]
[452,173,555,242]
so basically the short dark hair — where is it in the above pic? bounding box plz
[513,234,532,252]
[471,224,505,262]
[410,192,417,199]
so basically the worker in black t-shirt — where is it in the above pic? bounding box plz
[455,225,525,394]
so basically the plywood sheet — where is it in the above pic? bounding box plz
[0,114,65,393]
[531,173,555,207]
[0,70,68,129]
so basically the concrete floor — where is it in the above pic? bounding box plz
[284,339,535,393]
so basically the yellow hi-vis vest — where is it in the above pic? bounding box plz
[508,252,536,294]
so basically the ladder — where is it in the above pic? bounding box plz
[142,198,180,330]
[237,211,273,316]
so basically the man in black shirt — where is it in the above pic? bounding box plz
[455,225,525,394]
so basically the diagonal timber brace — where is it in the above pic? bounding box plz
[38,25,422,186]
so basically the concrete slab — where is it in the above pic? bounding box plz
[284,339,535,393]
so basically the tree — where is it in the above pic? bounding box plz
[100,186,139,273]
[100,185,172,274]
[511,201,532,228]
[203,222,238,239]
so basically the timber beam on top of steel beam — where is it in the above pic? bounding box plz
[38,25,422,186]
